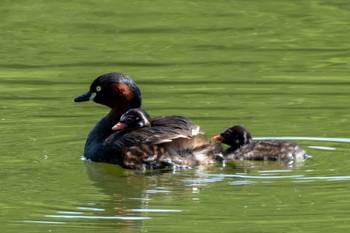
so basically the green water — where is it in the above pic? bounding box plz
[1,0,350,232]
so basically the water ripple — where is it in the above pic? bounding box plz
[146,189,171,194]
[182,177,225,184]
[57,211,83,215]
[307,146,336,151]
[76,207,105,212]
[229,180,257,185]
[295,176,350,182]
[254,136,350,143]
[45,215,151,220]
[201,173,350,184]
[130,209,182,213]
[24,220,66,225]
[203,173,305,179]
[258,170,293,173]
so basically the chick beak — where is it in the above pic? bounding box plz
[112,122,128,131]
[212,134,224,142]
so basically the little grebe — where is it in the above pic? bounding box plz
[212,125,308,162]
[74,73,220,170]
[110,108,221,169]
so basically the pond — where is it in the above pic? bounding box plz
[1,0,350,232]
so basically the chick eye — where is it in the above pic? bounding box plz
[126,118,134,124]
[96,86,102,92]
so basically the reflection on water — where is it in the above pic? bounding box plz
[23,136,350,230]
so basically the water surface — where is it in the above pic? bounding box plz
[1,0,350,232]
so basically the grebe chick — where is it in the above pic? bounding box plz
[212,125,308,162]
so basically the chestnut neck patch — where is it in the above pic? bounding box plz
[113,83,134,102]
